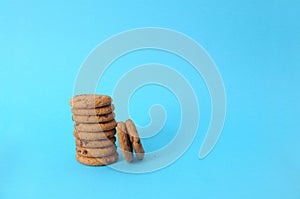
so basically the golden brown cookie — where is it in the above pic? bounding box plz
[75,137,116,148]
[76,145,117,158]
[125,119,145,160]
[74,120,117,132]
[72,112,115,123]
[71,104,115,116]
[76,152,118,166]
[73,130,116,140]
[117,122,133,162]
[70,94,112,109]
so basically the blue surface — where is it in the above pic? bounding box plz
[1,0,300,198]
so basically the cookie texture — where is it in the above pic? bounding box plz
[76,145,117,158]
[75,137,116,148]
[117,122,133,162]
[125,119,145,160]
[72,112,115,123]
[70,94,112,108]
[73,130,116,140]
[76,152,118,166]
[74,120,117,132]
[72,104,115,116]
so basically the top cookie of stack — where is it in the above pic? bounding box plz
[70,94,115,116]
[70,94,112,109]
[70,94,118,166]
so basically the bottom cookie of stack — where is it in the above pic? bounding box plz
[76,152,118,166]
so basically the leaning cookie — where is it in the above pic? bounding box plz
[71,104,115,116]
[117,122,133,162]
[73,130,116,140]
[125,119,145,160]
[75,137,116,148]
[72,112,115,123]
[70,94,112,109]
[76,145,117,158]
[74,120,117,132]
[76,152,118,166]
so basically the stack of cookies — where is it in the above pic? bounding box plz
[70,94,118,166]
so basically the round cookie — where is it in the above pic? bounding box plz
[70,94,112,109]
[72,104,115,116]
[76,145,117,158]
[73,130,116,140]
[125,119,145,160]
[75,137,116,148]
[76,152,118,166]
[72,112,115,123]
[74,119,117,132]
[117,122,133,162]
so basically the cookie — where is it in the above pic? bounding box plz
[76,145,117,158]
[117,122,133,162]
[75,137,116,148]
[72,112,115,123]
[70,94,112,109]
[72,104,115,116]
[73,130,116,140]
[76,152,118,166]
[125,119,145,160]
[74,120,117,132]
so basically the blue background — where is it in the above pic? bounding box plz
[1,0,300,198]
